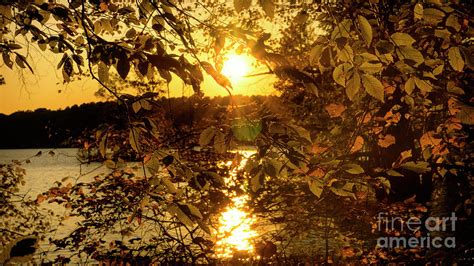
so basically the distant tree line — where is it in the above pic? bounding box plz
[0,95,273,149]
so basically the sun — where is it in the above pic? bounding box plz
[221,54,251,82]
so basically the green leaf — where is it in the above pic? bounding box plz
[346,70,361,101]
[423,8,445,25]
[401,161,431,173]
[309,181,323,198]
[361,74,384,102]
[414,77,433,92]
[199,127,216,146]
[390,32,416,46]
[343,164,365,174]
[448,46,464,72]
[259,0,275,19]
[404,77,415,94]
[234,0,251,13]
[357,15,372,46]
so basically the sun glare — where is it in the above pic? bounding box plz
[221,54,251,82]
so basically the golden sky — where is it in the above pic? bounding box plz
[0,51,275,115]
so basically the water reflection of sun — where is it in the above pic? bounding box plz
[214,150,257,259]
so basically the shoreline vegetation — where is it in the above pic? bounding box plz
[0,95,273,149]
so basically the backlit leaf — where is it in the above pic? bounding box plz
[390,32,415,46]
[378,134,396,148]
[343,164,365,175]
[448,46,464,72]
[362,74,384,102]
[414,3,423,20]
[346,70,361,100]
[404,77,415,94]
[259,0,275,19]
[199,126,216,146]
[234,0,251,13]
[423,8,445,25]
[357,15,372,46]
[414,77,433,92]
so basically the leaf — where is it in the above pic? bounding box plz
[346,70,361,100]
[186,204,203,219]
[214,33,225,54]
[456,104,474,125]
[361,74,384,102]
[199,127,216,146]
[309,45,323,65]
[432,64,444,76]
[359,62,382,74]
[234,0,251,13]
[404,77,415,94]
[377,177,391,194]
[375,40,395,54]
[387,169,404,177]
[423,8,445,25]
[332,64,346,86]
[414,77,432,92]
[420,131,442,150]
[390,32,416,46]
[350,136,364,153]
[414,3,423,20]
[259,0,275,19]
[357,15,372,46]
[343,164,365,175]
[378,134,396,148]
[98,61,109,83]
[116,57,130,79]
[129,128,140,153]
[398,46,424,66]
[448,46,464,72]
[168,205,194,228]
[161,176,178,194]
[251,173,263,192]
[446,14,461,32]
[2,52,13,69]
[325,103,346,118]
[201,61,232,90]
[401,161,431,173]
[132,101,141,113]
[309,181,323,198]
[213,131,226,153]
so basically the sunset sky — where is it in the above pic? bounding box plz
[0,50,274,115]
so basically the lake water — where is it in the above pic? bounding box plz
[0,148,261,264]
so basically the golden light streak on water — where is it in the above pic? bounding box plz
[214,150,257,259]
